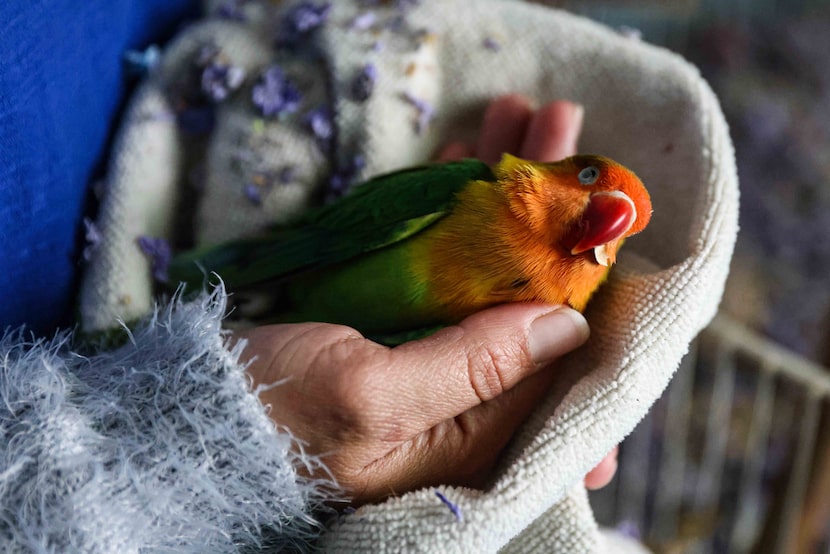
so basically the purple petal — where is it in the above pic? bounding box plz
[279,2,332,45]
[434,491,462,521]
[326,155,365,199]
[216,0,247,20]
[615,520,641,540]
[350,11,377,31]
[351,154,366,173]
[289,2,331,32]
[243,183,263,206]
[82,217,102,262]
[252,65,302,118]
[201,63,247,102]
[137,236,172,283]
[304,105,334,148]
[351,63,378,102]
[328,175,346,198]
[194,45,247,103]
[402,91,435,134]
[482,37,500,51]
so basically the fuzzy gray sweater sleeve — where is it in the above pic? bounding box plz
[0,289,339,553]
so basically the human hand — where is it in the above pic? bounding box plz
[239,303,588,504]
[238,95,614,504]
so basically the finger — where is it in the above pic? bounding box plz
[520,100,584,162]
[361,365,560,500]
[584,445,619,490]
[428,361,561,486]
[436,141,475,161]
[476,94,534,165]
[373,303,589,439]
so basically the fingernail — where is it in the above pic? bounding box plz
[565,103,584,149]
[570,103,585,125]
[528,307,590,364]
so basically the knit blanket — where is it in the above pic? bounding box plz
[79,0,739,551]
[0,289,337,552]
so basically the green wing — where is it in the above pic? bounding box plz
[168,159,494,289]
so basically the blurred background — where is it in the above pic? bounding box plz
[542,1,830,552]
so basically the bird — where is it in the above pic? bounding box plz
[168,153,652,341]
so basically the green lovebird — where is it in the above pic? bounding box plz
[168,154,652,340]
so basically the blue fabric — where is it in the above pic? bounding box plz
[0,0,199,334]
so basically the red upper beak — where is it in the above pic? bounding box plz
[570,191,637,256]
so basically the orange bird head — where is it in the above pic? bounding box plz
[495,153,652,267]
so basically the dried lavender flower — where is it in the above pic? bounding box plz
[434,490,462,521]
[137,236,172,283]
[350,11,377,31]
[82,217,102,262]
[402,91,435,134]
[243,183,263,206]
[328,155,365,199]
[252,65,302,118]
[192,44,247,102]
[482,37,500,51]
[279,1,332,46]
[201,63,246,102]
[615,520,641,539]
[216,0,247,20]
[304,105,334,148]
[351,63,377,102]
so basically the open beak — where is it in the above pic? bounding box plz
[571,191,637,267]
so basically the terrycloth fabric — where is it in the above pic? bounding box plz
[79,0,739,551]
[0,288,337,552]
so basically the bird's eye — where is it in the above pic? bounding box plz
[578,166,600,185]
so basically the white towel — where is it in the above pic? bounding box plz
[79,0,739,551]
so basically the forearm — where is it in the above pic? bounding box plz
[0,288,339,553]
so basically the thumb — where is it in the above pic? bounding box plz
[360,303,590,495]
[381,303,590,434]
